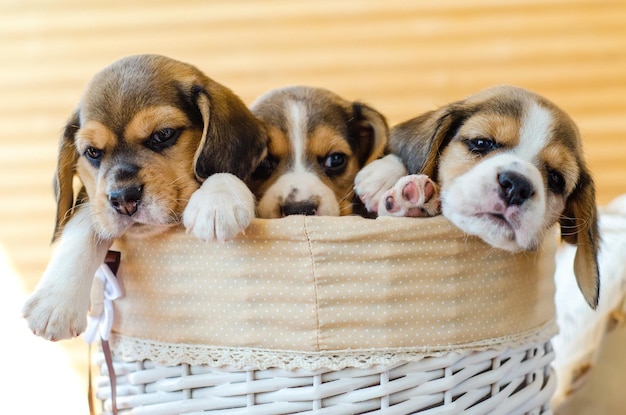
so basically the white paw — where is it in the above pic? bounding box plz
[183,173,255,242]
[354,154,408,213]
[22,285,89,341]
[377,174,441,217]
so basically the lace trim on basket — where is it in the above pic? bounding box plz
[109,322,558,370]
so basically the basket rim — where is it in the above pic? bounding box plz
[109,323,557,370]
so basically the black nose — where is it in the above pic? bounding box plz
[498,171,534,206]
[280,201,318,216]
[108,186,143,216]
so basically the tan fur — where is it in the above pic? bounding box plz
[309,125,361,215]
[54,56,266,240]
[267,126,292,164]
[24,54,267,340]
[250,86,388,218]
[435,87,599,308]
[359,85,600,308]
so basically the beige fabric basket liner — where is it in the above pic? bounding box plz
[109,215,557,370]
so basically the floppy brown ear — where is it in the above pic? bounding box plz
[52,111,81,242]
[560,168,601,309]
[350,103,389,166]
[192,84,267,182]
[388,104,468,179]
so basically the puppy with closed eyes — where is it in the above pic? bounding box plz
[355,85,600,309]
[247,86,388,218]
[22,54,267,341]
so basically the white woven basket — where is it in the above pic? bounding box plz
[92,216,559,415]
[95,341,555,415]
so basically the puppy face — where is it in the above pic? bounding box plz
[436,89,581,252]
[390,85,600,308]
[248,86,387,218]
[55,54,267,240]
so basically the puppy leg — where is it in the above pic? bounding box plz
[377,174,441,217]
[22,205,112,340]
[183,173,256,242]
[354,154,408,213]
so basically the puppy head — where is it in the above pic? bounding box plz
[391,85,600,308]
[248,86,387,218]
[54,54,266,240]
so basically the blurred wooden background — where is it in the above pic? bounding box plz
[1,0,624,413]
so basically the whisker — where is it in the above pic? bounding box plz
[337,189,362,215]
[168,175,201,189]
[337,189,356,205]
[557,213,588,236]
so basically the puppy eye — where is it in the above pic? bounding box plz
[147,127,181,151]
[466,138,499,155]
[84,146,103,166]
[321,152,347,176]
[547,168,566,194]
[251,155,279,181]
[153,128,178,143]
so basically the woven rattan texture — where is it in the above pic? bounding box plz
[95,341,555,415]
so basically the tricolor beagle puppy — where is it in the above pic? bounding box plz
[22,54,267,340]
[248,86,388,218]
[355,85,600,308]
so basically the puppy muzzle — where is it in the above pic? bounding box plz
[281,201,318,216]
[108,185,143,216]
[498,170,534,207]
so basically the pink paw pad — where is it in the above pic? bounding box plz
[402,179,434,204]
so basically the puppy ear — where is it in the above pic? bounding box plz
[192,85,267,181]
[52,111,81,242]
[350,103,389,166]
[560,168,601,309]
[389,105,466,178]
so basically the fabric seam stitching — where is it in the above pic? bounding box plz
[303,216,321,352]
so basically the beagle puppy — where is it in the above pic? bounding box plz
[22,54,267,340]
[355,85,600,309]
[248,86,388,217]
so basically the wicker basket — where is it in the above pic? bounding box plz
[92,215,559,415]
[95,342,555,414]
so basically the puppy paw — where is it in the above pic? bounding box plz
[377,174,441,217]
[354,154,408,213]
[22,287,89,341]
[183,173,255,242]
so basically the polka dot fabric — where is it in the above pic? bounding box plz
[110,215,557,369]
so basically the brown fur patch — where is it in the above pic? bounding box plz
[309,126,360,214]
[266,126,291,162]
[307,125,353,159]
[540,143,579,195]
[457,113,521,148]
[74,120,117,156]
[124,106,191,143]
